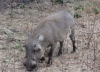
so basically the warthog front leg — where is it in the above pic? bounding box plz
[57,41,63,56]
[70,28,76,53]
[47,43,56,66]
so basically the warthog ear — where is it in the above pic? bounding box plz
[38,35,44,41]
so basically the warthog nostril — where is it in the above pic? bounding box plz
[31,64,36,68]
[26,65,36,71]
[33,65,36,67]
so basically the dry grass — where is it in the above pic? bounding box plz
[0,0,100,72]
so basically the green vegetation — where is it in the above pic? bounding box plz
[6,16,11,20]
[86,1,100,14]
[2,46,7,50]
[1,30,13,38]
[74,13,82,18]
[1,30,6,35]
[62,0,66,3]
[74,5,84,13]
[7,33,13,38]
[51,0,66,4]
[21,48,25,52]
[7,23,11,26]
[6,56,10,60]
[13,42,21,49]
[52,0,57,3]
[56,64,59,67]
[9,12,15,18]
[51,70,54,72]
[81,69,87,72]
[74,4,83,18]
[87,1,94,6]
[35,22,39,25]
[93,8,100,14]
[19,4,25,9]
[16,54,19,58]
[34,0,38,3]
[57,44,60,48]
[28,10,35,15]
[18,32,23,37]
[64,67,67,70]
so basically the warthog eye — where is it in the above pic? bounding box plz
[33,44,41,51]
[33,44,36,48]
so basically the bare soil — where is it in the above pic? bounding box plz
[0,0,100,72]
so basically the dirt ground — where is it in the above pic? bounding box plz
[0,0,100,72]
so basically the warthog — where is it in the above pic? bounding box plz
[23,10,76,71]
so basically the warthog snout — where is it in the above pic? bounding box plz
[23,60,37,71]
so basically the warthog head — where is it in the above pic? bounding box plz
[23,34,45,71]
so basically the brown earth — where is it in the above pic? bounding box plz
[0,0,100,72]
